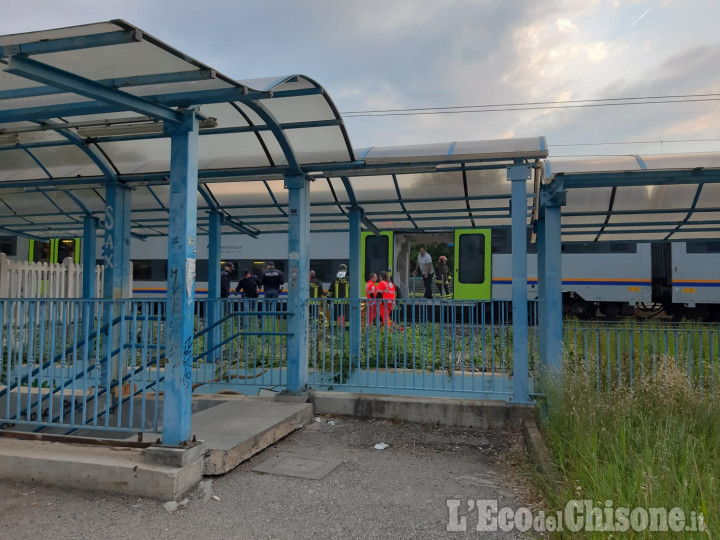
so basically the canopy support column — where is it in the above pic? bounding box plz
[207,211,223,365]
[509,163,531,404]
[82,215,98,299]
[102,184,131,385]
[285,174,310,394]
[349,206,363,369]
[537,190,564,384]
[163,111,199,446]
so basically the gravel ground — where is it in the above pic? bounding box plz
[0,417,543,539]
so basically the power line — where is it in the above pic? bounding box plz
[340,93,720,117]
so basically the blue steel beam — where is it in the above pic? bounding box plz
[285,174,310,394]
[542,204,563,376]
[5,55,183,124]
[553,169,720,188]
[163,110,199,446]
[0,69,217,101]
[207,210,223,365]
[348,206,362,369]
[509,163,531,404]
[0,29,141,58]
[0,87,320,124]
[82,216,98,299]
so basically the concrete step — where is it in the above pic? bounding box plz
[0,438,202,500]
[192,398,313,475]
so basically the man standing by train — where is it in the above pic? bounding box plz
[414,246,434,299]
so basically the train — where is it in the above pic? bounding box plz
[1,229,719,320]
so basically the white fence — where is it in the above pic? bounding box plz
[0,254,133,299]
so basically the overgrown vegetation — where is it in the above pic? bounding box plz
[542,360,719,538]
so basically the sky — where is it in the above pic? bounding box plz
[2,0,720,157]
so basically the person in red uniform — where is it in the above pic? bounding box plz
[375,270,396,326]
[365,273,378,324]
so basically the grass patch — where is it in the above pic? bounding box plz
[542,362,718,537]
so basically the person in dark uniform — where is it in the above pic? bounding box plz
[236,269,261,298]
[435,255,451,298]
[220,262,234,298]
[327,263,350,326]
[261,261,284,299]
[309,270,325,299]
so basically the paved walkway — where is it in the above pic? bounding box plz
[0,417,541,539]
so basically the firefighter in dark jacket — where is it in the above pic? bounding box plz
[435,255,452,298]
[327,264,350,325]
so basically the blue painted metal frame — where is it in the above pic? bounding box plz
[82,216,98,299]
[5,55,183,125]
[508,163,531,403]
[162,111,199,445]
[348,206,362,369]
[285,174,310,393]
[207,210,223,365]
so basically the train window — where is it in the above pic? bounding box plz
[33,241,51,263]
[132,260,168,281]
[57,238,77,263]
[0,236,16,256]
[311,259,349,283]
[491,228,537,254]
[686,240,720,254]
[458,234,485,283]
[364,235,389,279]
[562,242,637,254]
[195,260,208,282]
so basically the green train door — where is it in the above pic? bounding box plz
[453,229,491,300]
[29,238,80,264]
[360,231,393,290]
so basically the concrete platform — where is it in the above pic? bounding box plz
[193,398,313,475]
[0,438,202,500]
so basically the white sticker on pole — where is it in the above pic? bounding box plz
[186,258,196,300]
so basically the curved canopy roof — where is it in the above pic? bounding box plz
[0,20,549,240]
[539,153,720,241]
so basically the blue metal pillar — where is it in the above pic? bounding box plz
[82,215,98,299]
[163,111,199,446]
[542,202,563,376]
[349,206,363,368]
[102,184,131,384]
[509,163,531,403]
[207,211,223,365]
[536,208,547,365]
[102,185,132,300]
[286,174,310,393]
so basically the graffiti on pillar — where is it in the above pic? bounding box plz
[103,205,115,270]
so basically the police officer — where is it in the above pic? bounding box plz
[261,261,284,299]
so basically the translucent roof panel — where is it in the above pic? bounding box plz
[540,153,720,240]
[359,137,547,164]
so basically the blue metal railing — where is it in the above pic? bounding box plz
[561,320,720,398]
[0,298,164,436]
